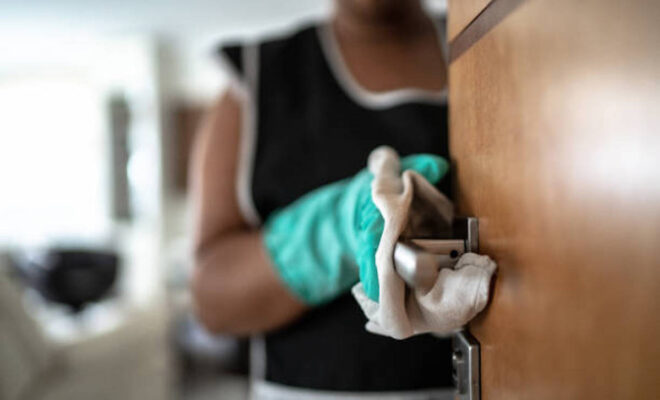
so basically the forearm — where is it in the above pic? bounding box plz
[191,229,307,336]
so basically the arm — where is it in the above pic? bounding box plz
[189,89,307,336]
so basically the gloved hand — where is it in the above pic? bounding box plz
[263,148,448,305]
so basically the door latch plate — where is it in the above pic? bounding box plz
[452,330,480,400]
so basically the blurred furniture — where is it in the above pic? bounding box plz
[0,246,172,400]
[12,249,119,313]
[0,257,50,400]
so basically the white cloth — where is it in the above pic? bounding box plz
[352,147,497,340]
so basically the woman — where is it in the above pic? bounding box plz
[190,0,454,397]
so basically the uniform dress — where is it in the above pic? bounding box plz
[217,18,455,400]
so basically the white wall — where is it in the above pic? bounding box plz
[0,0,447,103]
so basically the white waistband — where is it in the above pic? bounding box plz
[251,380,455,400]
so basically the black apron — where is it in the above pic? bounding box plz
[217,18,454,398]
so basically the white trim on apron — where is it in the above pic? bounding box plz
[252,380,455,400]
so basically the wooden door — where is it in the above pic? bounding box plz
[447,0,660,398]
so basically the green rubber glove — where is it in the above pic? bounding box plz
[263,154,448,306]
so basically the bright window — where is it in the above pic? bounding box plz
[0,75,110,245]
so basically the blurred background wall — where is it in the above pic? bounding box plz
[0,1,446,399]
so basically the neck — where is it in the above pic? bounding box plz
[332,0,433,42]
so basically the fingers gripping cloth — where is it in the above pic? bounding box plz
[352,147,497,340]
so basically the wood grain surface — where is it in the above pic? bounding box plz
[449,0,660,398]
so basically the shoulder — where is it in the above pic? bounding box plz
[214,21,322,87]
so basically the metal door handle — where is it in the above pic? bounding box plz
[393,217,482,400]
[394,217,478,289]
